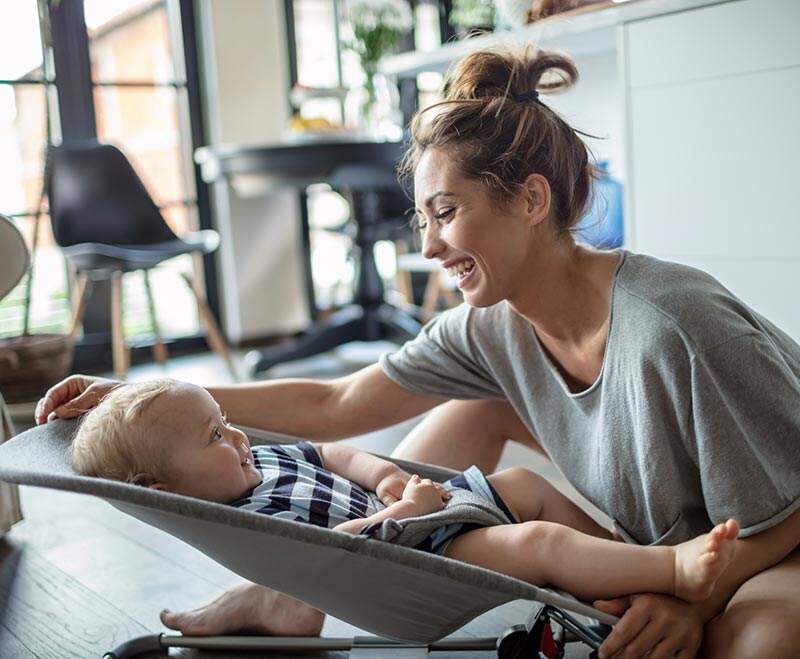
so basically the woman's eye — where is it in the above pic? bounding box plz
[435,208,454,222]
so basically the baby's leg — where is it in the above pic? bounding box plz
[487,468,613,539]
[443,518,739,603]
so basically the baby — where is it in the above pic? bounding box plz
[72,378,740,604]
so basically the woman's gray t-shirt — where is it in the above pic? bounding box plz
[380,251,800,545]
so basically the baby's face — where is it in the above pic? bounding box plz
[149,384,262,503]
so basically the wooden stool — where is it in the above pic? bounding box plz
[70,265,237,381]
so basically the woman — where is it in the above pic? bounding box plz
[36,48,800,658]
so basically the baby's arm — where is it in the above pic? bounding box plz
[314,442,404,493]
[334,476,447,534]
[333,499,419,534]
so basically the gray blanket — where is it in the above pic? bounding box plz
[365,488,512,547]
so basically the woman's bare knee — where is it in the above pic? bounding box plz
[704,606,800,659]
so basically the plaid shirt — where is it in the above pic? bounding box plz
[232,443,382,528]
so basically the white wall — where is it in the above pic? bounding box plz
[623,0,800,341]
[198,0,309,342]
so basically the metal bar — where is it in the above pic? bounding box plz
[0,78,55,85]
[91,79,187,88]
[179,0,222,322]
[49,0,96,140]
[157,633,499,652]
[546,606,604,649]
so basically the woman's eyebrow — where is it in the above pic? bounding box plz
[425,191,455,205]
[417,191,455,211]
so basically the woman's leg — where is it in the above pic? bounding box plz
[392,398,543,472]
[160,583,324,636]
[702,547,800,659]
[444,520,739,603]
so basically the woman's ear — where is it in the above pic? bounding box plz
[522,173,551,227]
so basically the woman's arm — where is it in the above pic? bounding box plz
[36,365,444,440]
[207,364,445,440]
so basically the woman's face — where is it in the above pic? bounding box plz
[413,147,538,308]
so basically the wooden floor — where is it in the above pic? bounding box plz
[0,344,599,657]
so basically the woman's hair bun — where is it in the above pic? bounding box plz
[444,47,579,103]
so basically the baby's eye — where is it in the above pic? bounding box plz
[211,426,223,442]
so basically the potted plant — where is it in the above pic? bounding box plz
[342,0,412,136]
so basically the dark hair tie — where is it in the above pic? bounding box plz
[513,89,540,104]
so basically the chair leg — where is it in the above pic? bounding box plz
[393,240,415,306]
[143,270,168,364]
[180,272,238,381]
[110,271,129,380]
[69,271,92,337]
[421,271,443,322]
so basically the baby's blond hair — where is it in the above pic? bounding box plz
[71,379,177,486]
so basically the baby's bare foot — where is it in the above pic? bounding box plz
[673,519,739,602]
[160,582,325,636]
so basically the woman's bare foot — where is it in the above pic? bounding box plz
[160,582,325,636]
[673,519,739,602]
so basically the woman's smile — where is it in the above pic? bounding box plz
[444,257,477,288]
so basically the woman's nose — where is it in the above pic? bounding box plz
[421,223,445,260]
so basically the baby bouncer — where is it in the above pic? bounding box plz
[0,420,617,658]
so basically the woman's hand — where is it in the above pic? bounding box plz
[401,475,451,517]
[594,593,704,658]
[375,469,412,506]
[35,375,122,425]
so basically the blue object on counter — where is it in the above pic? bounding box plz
[576,161,624,249]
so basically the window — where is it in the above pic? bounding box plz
[86,0,200,339]
[1,0,209,354]
[0,1,67,337]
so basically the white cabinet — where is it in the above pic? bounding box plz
[624,0,800,339]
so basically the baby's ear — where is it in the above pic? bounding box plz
[132,473,166,490]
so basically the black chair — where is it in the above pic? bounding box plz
[47,140,235,379]
[246,163,422,374]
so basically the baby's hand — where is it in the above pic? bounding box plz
[401,475,451,517]
[375,469,411,506]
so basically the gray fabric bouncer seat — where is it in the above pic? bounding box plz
[0,419,616,657]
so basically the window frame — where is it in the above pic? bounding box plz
[43,0,217,372]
